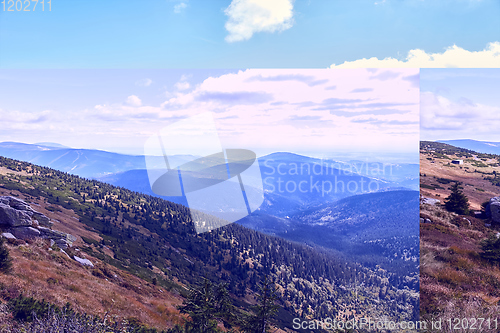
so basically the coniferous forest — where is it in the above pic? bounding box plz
[0,155,419,331]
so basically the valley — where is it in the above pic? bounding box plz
[0,154,419,331]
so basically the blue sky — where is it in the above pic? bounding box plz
[0,0,498,68]
[0,69,419,160]
[421,69,500,141]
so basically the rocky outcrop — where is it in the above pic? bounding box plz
[0,196,74,248]
[490,196,500,224]
[10,226,41,239]
[0,196,53,228]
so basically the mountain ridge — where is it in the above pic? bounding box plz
[0,153,419,330]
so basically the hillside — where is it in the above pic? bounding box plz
[0,155,419,331]
[420,141,500,332]
[420,141,500,210]
[240,190,419,276]
[438,139,500,155]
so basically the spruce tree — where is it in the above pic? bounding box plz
[178,278,234,333]
[0,237,12,273]
[481,234,500,263]
[241,278,280,333]
[444,182,470,215]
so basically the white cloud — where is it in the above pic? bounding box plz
[174,74,192,91]
[0,70,419,156]
[224,0,294,43]
[0,109,51,124]
[421,91,500,140]
[330,42,500,68]
[174,2,187,13]
[135,78,153,87]
[159,69,419,154]
[175,81,190,90]
[126,95,142,107]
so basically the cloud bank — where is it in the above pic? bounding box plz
[330,42,500,68]
[421,91,500,140]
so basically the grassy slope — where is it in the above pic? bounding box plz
[0,170,289,332]
[0,186,186,331]
[420,142,500,332]
[0,154,420,332]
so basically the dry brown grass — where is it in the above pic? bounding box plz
[420,151,500,210]
[420,196,500,328]
[0,237,185,330]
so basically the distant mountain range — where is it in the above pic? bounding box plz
[438,139,500,155]
[98,151,418,215]
[33,142,72,149]
[0,142,193,178]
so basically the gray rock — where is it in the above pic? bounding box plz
[55,239,71,250]
[38,226,67,239]
[4,196,34,212]
[420,218,424,224]
[0,196,74,246]
[490,197,500,224]
[422,197,440,205]
[1,232,16,239]
[10,226,41,239]
[33,213,53,227]
[0,196,51,228]
[425,218,432,224]
[74,256,93,267]
[0,203,33,227]
[38,227,76,247]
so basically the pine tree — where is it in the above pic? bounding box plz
[0,237,12,273]
[444,182,469,215]
[480,234,500,263]
[241,277,280,333]
[178,278,234,333]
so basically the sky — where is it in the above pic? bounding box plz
[0,69,419,160]
[0,0,498,68]
[420,69,500,141]
[0,0,498,164]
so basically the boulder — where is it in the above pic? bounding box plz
[10,226,41,239]
[0,196,74,244]
[490,197,500,224]
[0,196,51,228]
[1,232,16,239]
[38,226,68,239]
[3,196,34,212]
[32,213,53,227]
[55,239,71,250]
[422,197,440,205]
[0,203,33,227]
[74,256,93,267]
[38,227,76,247]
